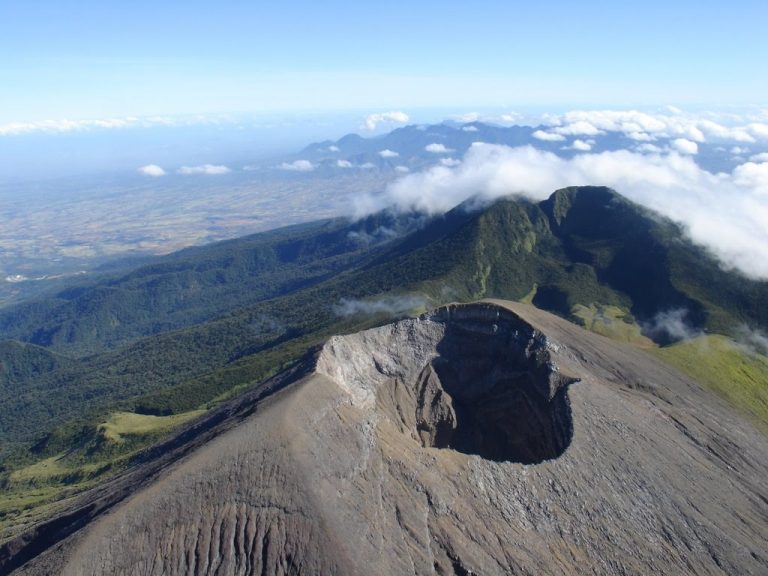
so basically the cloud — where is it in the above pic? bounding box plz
[453,112,480,123]
[177,164,231,175]
[353,143,768,279]
[539,109,768,144]
[736,326,768,356]
[641,309,702,342]
[440,158,461,167]
[750,152,768,162]
[138,164,166,177]
[636,143,663,154]
[498,113,522,123]
[362,111,410,131]
[452,111,520,125]
[425,143,453,154]
[333,294,428,317]
[749,123,768,139]
[552,120,602,137]
[627,131,654,141]
[0,114,231,136]
[328,145,340,152]
[379,149,399,158]
[532,130,566,142]
[395,166,410,173]
[569,139,593,152]
[336,159,353,168]
[672,138,698,155]
[462,125,479,132]
[278,159,315,172]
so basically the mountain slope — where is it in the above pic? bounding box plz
[6,301,768,575]
[0,212,422,357]
[2,186,767,457]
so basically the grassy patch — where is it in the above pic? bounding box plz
[651,335,768,433]
[98,410,205,444]
[519,283,538,305]
[0,408,206,543]
[571,303,655,347]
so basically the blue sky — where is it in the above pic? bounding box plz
[1,0,766,123]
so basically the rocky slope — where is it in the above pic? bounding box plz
[7,301,768,575]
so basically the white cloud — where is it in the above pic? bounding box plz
[278,159,315,172]
[627,131,654,141]
[362,111,410,131]
[395,165,410,173]
[749,123,768,139]
[642,309,702,342]
[733,161,768,193]
[569,139,592,152]
[336,159,353,168]
[425,143,453,154]
[0,114,229,136]
[462,125,479,132]
[453,112,480,123]
[333,294,428,317]
[138,164,166,177]
[636,143,663,154]
[177,164,231,175]
[360,162,376,169]
[498,113,522,123]
[538,109,768,145]
[532,130,566,142]
[749,152,768,162]
[672,138,699,155]
[353,143,768,279]
[328,145,340,152]
[552,120,603,136]
[379,149,399,158]
[440,158,461,167]
[731,146,749,155]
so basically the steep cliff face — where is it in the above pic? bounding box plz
[11,301,768,575]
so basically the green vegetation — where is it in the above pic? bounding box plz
[571,304,654,347]
[652,336,768,432]
[97,410,205,444]
[1,408,205,541]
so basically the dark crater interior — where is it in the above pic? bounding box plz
[414,307,576,464]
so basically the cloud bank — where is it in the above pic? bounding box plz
[539,109,768,144]
[362,111,410,131]
[0,114,231,136]
[353,143,768,280]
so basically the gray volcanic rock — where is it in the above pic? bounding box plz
[12,301,768,575]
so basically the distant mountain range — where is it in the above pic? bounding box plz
[292,121,739,174]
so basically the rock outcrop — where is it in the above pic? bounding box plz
[9,301,768,575]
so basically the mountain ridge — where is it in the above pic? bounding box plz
[2,186,767,549]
